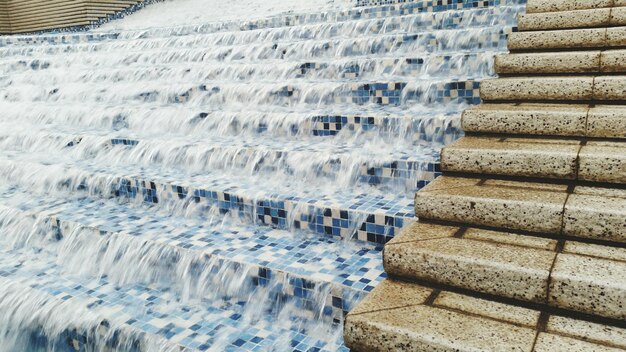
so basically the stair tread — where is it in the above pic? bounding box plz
[345,279,626,352]
[442,136,581,180]
[525,0,626,14]
[480,75,626,102]
[414,176,626,243]
[495,50,626,74]
[518,7,626,31]
[384,222,626,319]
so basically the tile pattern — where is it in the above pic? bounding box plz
[0,188,385,322]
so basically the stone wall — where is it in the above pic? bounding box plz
[0,0,143,34]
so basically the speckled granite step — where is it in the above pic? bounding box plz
[480,76,626,102]
[508,27,626,51]
[414,176,626,244]
[383,222,626,319]
[441,137,626,183]
[518,7,626,31]
[495,50,626,74]
[345,279,626,352]
[462,104,626,138]
[441,136,581,180]
[525,0,626,14]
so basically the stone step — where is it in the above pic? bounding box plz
[518,7,626,31]
[462,104,626,139]
[345,278,626,351]
[526,0,626,14]
[480,76,626,102]
[495,50,626,74]
[508,27,626,51]
[441,136,626,184]
[384,222,626,319]
[414,176,626,244]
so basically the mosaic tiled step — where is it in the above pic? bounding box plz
[384,222,626,319]
[518,7,626,31]
[526,0,626,14]
[442,136,626,183]
[10,79,482,107]
[495,50,626,74]
[344,279,626,352]
[1,27,512,70]
[0,6,523,59]
[0,102,463,143]
[508,26,626,51]
[462,103,626,138]
[480,76,626,102]
[0,193,383,322]
[75,135,441,189]
[354,0,524,11]
[414,176,626,244]
[0,157,415,245]
[0,128,441,189]
[0,249,349,352]
[0,277,185,352]
[5,53,498,85]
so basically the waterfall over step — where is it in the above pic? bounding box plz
[0,0,524,350]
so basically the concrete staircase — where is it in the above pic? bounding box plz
[345,0,626,350]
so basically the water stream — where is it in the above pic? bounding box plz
[0,0,524,350]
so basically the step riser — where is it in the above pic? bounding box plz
[525,0,626,14]
[480,76,626,102]
[508,27,626,51]
[441,143,580,180]
[414,177,626,244]
[462,105,626,139]
[441,137,626,184]
[495,50,626,74]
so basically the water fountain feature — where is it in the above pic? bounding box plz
[0,0,525,350]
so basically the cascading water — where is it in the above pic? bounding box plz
[0,0,525,350]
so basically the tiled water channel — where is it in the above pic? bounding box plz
[0,0,524,350]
